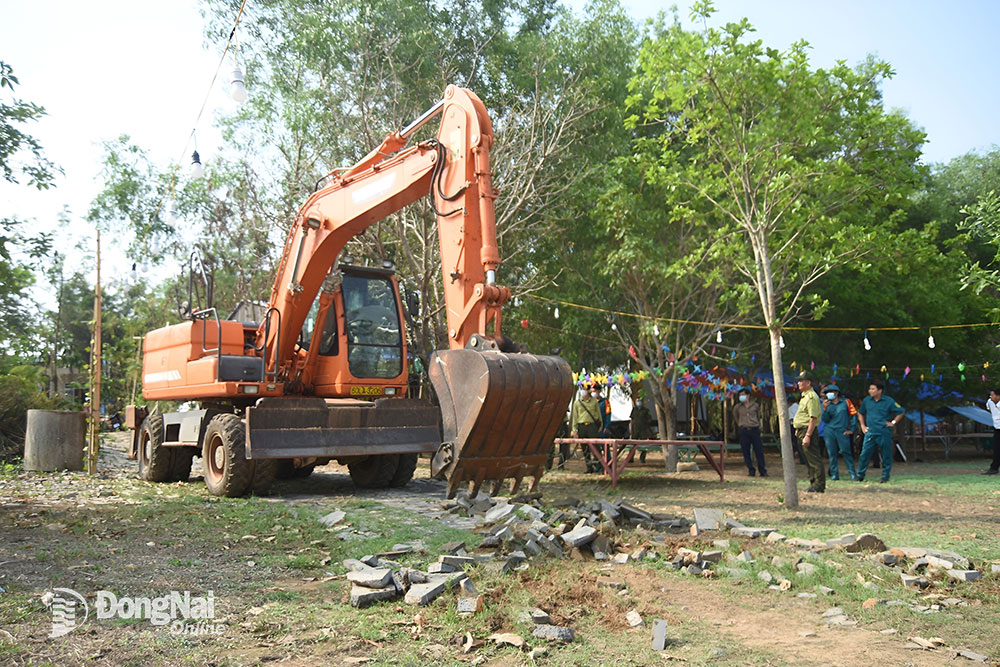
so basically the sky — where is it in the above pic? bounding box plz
[2,0,1000,289]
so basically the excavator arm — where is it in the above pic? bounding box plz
[260,86,509,374]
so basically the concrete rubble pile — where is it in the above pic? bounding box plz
[343,493,693,646]
[339,497,996,654]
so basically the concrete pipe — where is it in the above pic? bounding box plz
[23,410,86,472]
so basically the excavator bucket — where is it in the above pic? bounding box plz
[428,349,574,499]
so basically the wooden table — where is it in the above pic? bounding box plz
[553,438,726,488]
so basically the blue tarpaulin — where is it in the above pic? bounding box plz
[947,406,994,428]
[905,410,941,425]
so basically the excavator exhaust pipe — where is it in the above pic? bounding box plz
[428,348,573,499]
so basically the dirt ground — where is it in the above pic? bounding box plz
[1,435,997,665]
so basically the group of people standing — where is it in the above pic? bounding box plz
[736,371,905,492]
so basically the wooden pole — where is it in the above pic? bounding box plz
[722,396,729,462]
[88,229,102,475]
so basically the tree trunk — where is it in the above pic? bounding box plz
[768,329,798,508]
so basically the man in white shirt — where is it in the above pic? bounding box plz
[983,389,1000,475]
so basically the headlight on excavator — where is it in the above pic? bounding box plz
[239,385,260,394]
[384,387,396,396]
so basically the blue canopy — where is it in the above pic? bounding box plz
[947,406,994,428]
[904,410,940,425]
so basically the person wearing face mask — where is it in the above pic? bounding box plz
[821,384,857,481]
[570,383,604,473]
[630,395,654,463]
[733,387,768,477]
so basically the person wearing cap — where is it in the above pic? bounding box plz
[570,383,603,473]
[792,370,825,492]
[857,379,905,483]
[733,387,767,477]
[821,384,857,480]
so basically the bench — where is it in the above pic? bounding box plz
[554,438,727,487]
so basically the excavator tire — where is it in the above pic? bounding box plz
[202,414,253,497]
[139,415,174,483]
[171,448,195,482]
[276,460,317,479]
[389,453,419,488]
[348,454,399,488]
[249,459,277,496]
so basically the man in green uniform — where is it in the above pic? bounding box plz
[821,384,857,481]
[792,371,824,493]
[857,379,905,483]
[570,384,603,473]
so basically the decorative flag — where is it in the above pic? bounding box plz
[520,319,529,328]
[903,366,910,378]
[810,361,815,370]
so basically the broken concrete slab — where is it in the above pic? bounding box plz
[318,510,346,527]
[757,570,774,584]
[524,540,543,557]
[427,562,457,574]
[900,573,930,589]
[597,578,627,591]
[874,552,899,566]
[619,502,653,522]
[439,555,475,568]
[350,585,398,608]
[612,553,630,565]
[765,532,787,543]
[817,586,835,596]
[517,505,546,521]
[342,558,369,573]
[732,551,754,563]
[651,619,669,650]
[626,609,644,626]
[458,577,478,597]
[359,554,379,567]
[442,541,467,555]
[713,539,731,549]
[404,579,449,606]
[346,568,393,589]
[701,550,723,563]
[485,503,517,523]
[533,624,574,642]
[561,525,598,548]
[457,595,484,614]
[925,549,971,570]
[946,570,982,583]
[692,508,724,531]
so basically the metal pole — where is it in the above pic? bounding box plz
[89,229,102,475]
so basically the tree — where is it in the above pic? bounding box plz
[0,62,56,356]
[1,61,58,189]
[626,5,924,506]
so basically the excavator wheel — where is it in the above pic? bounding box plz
[276,460,317,479]
[171,448,195,482]
[202,414,254,497]
[348,454,399,488]
[139,414,174,483]
[249,459,277,496]
[390,453,419,488]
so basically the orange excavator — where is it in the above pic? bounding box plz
[125,86,572,499]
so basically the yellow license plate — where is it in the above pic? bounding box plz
[350,386,382,396]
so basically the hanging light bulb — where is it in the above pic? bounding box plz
[129,262,138,284]
[230,64,247,103]
[190,150,205,179]
[654,322,660,337]
[779,335,785,349]
[716,329,722,344]
[927,333,935,349]
[513,296,520,307]
[611,322,617,331]
[553,306,559,319]
[165,199,179,223]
